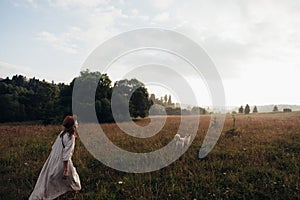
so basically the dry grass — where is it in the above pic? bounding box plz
[0,112,299,199]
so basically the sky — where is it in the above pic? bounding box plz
[1,0,300,107]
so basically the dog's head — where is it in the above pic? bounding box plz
[174,134,181,140]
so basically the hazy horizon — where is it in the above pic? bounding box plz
[2,72,300,112]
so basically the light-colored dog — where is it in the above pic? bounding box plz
[175,134,191,148]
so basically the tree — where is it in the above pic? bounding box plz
[0,73,152,123]
[244,104,250,114]
[149,104,165,115]
[238,106,244,114]
[99,98,113,122]
[114,78,151,119]
[58,83,73,118]
[72,70,114,123]
[96,73,112,100]
[12,75,27,87]
[0,94,19,122]
[191,106,207,115]
[160,97,163,104]
[273,105,279,112]
[167,95,172,105]
[164,94,168,105]
[253,106,258,113]
[130,87,150,118]
[150,94,155,102]
[0,75,61,123]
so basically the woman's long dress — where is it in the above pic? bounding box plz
[29,132,81,200]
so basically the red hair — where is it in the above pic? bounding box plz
[62,115,76,136]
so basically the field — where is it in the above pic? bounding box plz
[0,112,299,199]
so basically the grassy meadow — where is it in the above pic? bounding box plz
[0,112,299,199]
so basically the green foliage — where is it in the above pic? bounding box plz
[191,106,207,115]
[113,79,151,119]
[0,75,60,123]
[245,104,250,114]
[99,98,113,123]
[273,105,279,112]
[130,87,150,118]
[167,95,172,105]
[165,107,182,115]
[253,106,258,113]
[0,72,152,123]
[149,93,207,116]
[238,106,244,114]
[149,104,165,115]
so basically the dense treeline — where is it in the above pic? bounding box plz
[0,75,61,123]
[149,93,207,115]
[0,71,151,124]
[0,71,208,124]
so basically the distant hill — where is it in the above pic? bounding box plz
[230,104,300,113]
[257,104,300,112]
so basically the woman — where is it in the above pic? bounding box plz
[29,115,81,200]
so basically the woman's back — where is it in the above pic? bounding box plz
[29,116,81,200]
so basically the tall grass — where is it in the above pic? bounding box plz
[0,112,299,199]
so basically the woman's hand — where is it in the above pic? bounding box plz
[63,160,69,179]
[63,169,69,179]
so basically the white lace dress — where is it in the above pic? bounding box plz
[29,132,81,200]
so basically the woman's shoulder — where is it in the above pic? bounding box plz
[63,132,75,142]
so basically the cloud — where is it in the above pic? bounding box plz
[152,0,175,10]
[131,9,139,16]
[0,61,34,78]
[12,2,20,7]
[33,1,300,83]
[25,0,38,8]
[36,27,82,54]
[153,12,170,22]
[172,1,300,80]
[9,0,300,105]
[32,2,131,55]
[48,0,109,9]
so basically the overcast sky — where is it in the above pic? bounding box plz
[1,0,300,106]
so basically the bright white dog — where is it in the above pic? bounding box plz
[175,134,191,148]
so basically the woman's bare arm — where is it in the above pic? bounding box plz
[63,161,68,179]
